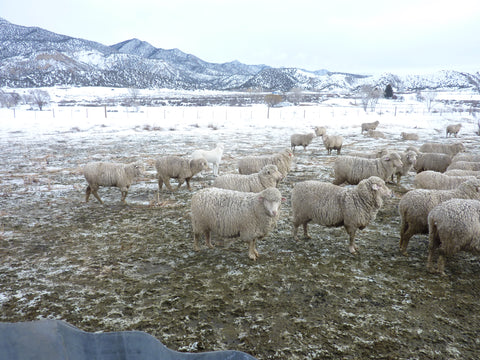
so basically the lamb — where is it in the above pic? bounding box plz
[237,148,293,178]
[332,152,403,185]
[446,123,462,138]
[155,156,208,192]
[366,129,386,139]
[290,132,316,151]
[322,134,343,155]
[393,150,417,184]
[414,170,477,190]
[361,120,380,134]
[212,164,283,193]
[401,132,419,141]
[83,161,143,204]
[292,176,391,254]
[418,142,465,157]
[191,187,284,260]
[452,153,480,163]
[314,126,326,137]
[414,153,451,173]
[447,161,480,171]
[427,199,480,275]
[398,178,480,255]
[191,143,224,176]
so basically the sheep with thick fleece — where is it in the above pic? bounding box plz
[452,153,480,163]
[191,143,224,176]
[414,153,451,173]
[361,120,380,134]
[445,169,480,177]
[401,132,419,141]
[83,161,143,204]
[314,126,326,137]
[322,134,343,155]
[447,161,480,171]
[393,150,417,184]
[191,187,283,260]
[366,129,386,139]
[419,142,465,157]
[237,148,293,178]
[446,123,462,138]
[212,164,282,192]
[290,132,316,151]
[398,178,480,255]
[414,170,477,190]
[155,156,208,192]
[333,152,403,185]
[292,176,391,254]
[427,199,480,275]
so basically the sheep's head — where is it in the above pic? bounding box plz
[258,187,284,218]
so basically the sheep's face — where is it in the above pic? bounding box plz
[258,188,283,218]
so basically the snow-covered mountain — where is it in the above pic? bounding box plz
[1,17,479,92]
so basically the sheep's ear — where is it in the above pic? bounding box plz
[282,197,287,202]
[258,196,264,202]
[372,183,380,191]
[384,156,390,161]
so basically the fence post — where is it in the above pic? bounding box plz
[104,106,107,118]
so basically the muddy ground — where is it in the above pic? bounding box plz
[1,119,480,359]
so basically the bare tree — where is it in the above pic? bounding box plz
[0,90,21,108]
[359,85,382,112]
[288,87,303,105]
[264,93,284,119]
[29,89,50,110]
[422,91,438,112]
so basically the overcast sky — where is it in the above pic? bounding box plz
[2,0,479,75]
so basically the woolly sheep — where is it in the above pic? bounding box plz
[361,120,380,134]
[445,169,480,177]
[333,152,403,185]
[446,123,462,138]
[290,132,316,151]
[155,156,208,192]
[393,150,417,184]
[414,170,477,190]
[452,153,480,163]
[314,126,326,137]
[322,134,343,155]
[427,198,480,275]
[414,153,451,173]
[366,129,386,139]
[352,148,390,159]
[83,161,143,204]
[292,176,391,254]
[237,148,293,178]
[191,187,284,260]
[212,164,282,192]
[419,142,465,157]
[401,132,419,141]
[398,178,480,255]
[447,161,480,172]
[191,143,224,176]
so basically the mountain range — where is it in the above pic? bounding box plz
[1,17,479,93]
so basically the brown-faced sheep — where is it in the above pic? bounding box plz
[322,134,343,155]
[361,120,380,134]
[237,148,293,178]
[155,156,208,192]
[290,132,316,151]
[446,123,462,138]
[212,164,282,192]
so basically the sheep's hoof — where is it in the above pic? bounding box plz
[249,252,258,261]
[401,250,409,257]
[349,246,358,254]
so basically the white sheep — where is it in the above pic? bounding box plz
[290,132,316,151]
[361,120,379,134]
[394,150,418,184]
[212,164,282,193]
[419,142,465,157]
[237,148,293,178]
[427,198,480,275]
[414,153,451,173]
[446,123,462,138]
[452,153,480,163]
[333,152,403,185]
[401,132,419,141]
[414,170,477,190]
[191,143,224,176]
[155,156,208,192]
[83,161,143,204]
[445,169,480,177]
[292,176,391,254]
[447,161,480,172]
[322,134,343,155]
[314,126,326,137]
[398,178,480,255]
[366,129,386,139]
[191,187,284,260]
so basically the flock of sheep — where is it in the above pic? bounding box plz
[82,119,480,275]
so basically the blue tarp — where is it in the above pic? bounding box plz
[0,319,257,360]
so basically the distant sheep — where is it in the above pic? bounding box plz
[452,153,480,163]
[155,156,208,192]
[366,129,386,139]
[237,148,293,178]
[292,176,391,254]
[191,187,284,260]
[414,170,477,190]
[414,153,451,173]
[393,150,418,184]
[419,142,465,157]
[401,132,419,141]
[191,143,224,176]
[446,123,462,138]
[314,126,326,137]
[83,161,143,204]
[427,198,480,275]
[290,132,316,151]
[361,120,380,134]
[398,178,480,255]
[447,161,480,172]
[333,152,403,185]
[322,134,343,155]
[212,164,282,192]
[352,148,390,159]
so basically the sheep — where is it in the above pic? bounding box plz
[361,120,380,134]
[83,161,143,204]
[393,150,418,184]
[290,132,316,151]
[332,152,403,185]
[401,132,419,141]
[414,153,451,173]
[314,126,326,137]
[155,156,208,192]
[447,161,480,172]
[446,123,462,138]
[398,178,480,255]
[191,187,284,260]
[351,148,389,159]
[292,176,391,254]
[418,142,465,157]
[237,148,293,178]
[427,199,480,275]
[414,170,477,190]
[452,153,480,163]
[445,169,480,177]
[322,134,343,155]
[366,129,386,139]
[191,143,224,176]
[212,164,282,193]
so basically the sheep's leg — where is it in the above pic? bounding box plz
[193,232,201,251]
[120,190,128,203]
[185,178,192,191]
[437,253,447,276]
[175,178,184,191]
[86,186,92,202]
[164,178,175,192]
[157,178,164,191]
[205,231,214,249]
[399,221,414,256]
[88,185,103,204]
[248,239,259,261]
[302,223,311,239]
[345,226,358,254]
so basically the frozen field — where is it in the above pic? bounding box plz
[1,89,480,359]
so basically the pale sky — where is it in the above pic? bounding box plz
[1,0,479,75]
